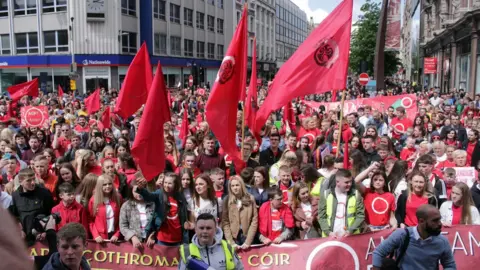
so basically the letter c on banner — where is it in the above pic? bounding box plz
[305,241,360,270]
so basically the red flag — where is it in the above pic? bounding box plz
[100,106,111,130]
[245,37,261,144]
[7,78,39,102]
[341,123,353,169]
[167,90,172,109]
[331,89,337,102]
[115,42,153,118]
[84,89,101,114]
[205,4,248,170]
[58,85,64,97]
[179,105,189,146]
[283,101,296,133]
[131,62,170,181]
[255,0,352,133]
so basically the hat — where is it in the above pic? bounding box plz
[78,111,88,117]
[431,131,441,139]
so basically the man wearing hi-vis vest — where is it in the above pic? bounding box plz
[179,213,244,270]
[318,169,365,238]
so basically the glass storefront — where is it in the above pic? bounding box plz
[0,68,28,93]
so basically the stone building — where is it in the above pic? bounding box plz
[421,0,480,94]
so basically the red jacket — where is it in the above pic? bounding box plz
[88,197,121,239]
[258,201,294,241]
[52,201,88,232]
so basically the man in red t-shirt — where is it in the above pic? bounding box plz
[74,115,90,133]
[210,168,226,200]
[390,107,412,140]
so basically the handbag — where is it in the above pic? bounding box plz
[381,228,411,270]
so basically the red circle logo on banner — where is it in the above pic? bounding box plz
[24,107,45,127]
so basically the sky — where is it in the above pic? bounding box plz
[291,0,368,24]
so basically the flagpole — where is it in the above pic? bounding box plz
[241,103,246,159]
[336,90,346,158]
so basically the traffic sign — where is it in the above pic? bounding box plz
[359,73,369,86]
[189,75,193,87]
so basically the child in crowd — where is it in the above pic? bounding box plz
[51,182,88,232]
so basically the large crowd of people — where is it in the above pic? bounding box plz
[0,81,478,269]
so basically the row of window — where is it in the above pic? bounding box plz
[0,30,68,55]
[153,33,224,59]
[275,4,307,31]
[153,1,224,34]
[0,0,66,17]
[276,24,307,43]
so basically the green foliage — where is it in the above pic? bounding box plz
[349,0,401,76]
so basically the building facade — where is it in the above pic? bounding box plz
[420,0,480,94]
[275,0,308,70]
[0,0,252,94]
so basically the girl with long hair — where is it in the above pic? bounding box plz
[248,166,269,207]
[440,182,480,225]
[180,167,195,210]
[291,182,320,239]
[55,162,81,199]
[355,169,396,231]
[43,148,57,174]
[75,149,102,179]
[119,185,156,249]
[136,172,192,246]
[350,150,368,178]
[395,171,437,228]
[165,139,180,168]
[75,173,98,208]
[221,176,258,249]
[443,128,461,148]
[117,153,137,185]
[88,174,122,243]
[193,173,221,220]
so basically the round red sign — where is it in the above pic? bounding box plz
[359,73,369,86]
[188,75,193,87]
[24,107,45,127]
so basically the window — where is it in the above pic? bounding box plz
[121,32,137,53]
[14,0,37,16]
[154,33,167,54]
[184,39,193,57]
[218,0,224,9]
[0,34,10,55]
[207,15,215,32]
[208,43,215,59]
[197,41,205,58]
[217,44,224,59]
[42,0,66,13]
[0,0,8,17]
[207,0,214,5]
[184,8,193,27]
[170,36,181,56]
[170,3,180,24]
[121,0,136,16]
[15,32,38,54]
[196,12,204,29]
[153,0,166,20]
[217,18,224,34]
[43,30,68,53]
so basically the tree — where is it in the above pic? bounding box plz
[349,0,401,76]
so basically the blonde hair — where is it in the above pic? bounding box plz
[101,145,115,159]
[227,176,252,207]
[1,128,13,142]
[406,171,434,202]
[74,150,96,180]
[453,182,475,224]
[291,181,309,210]
[278,150,298,167]
[92,174,121,215]
[452,149,467,159]
[75,173,98,208]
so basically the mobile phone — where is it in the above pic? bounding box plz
[94,132,102,137]
[2,153,11,160]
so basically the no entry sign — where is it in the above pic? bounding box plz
[359,73,369,86]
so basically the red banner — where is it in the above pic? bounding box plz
[20,106,49,129]
[31,226,480,269]
[303,94,418,120]
[385,0,401,50]
[424,57,438,74]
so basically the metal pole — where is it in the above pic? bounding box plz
[374,0,389,91]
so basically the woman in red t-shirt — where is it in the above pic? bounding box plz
[395,172,437,228]
[440,182,480,226]
[355,165,396,231]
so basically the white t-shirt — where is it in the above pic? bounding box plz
[333,191,347,235]
[194,196,221,219]
[301,202,312,219]
[104,199,115,233]
[393,180,408,203]
[430,96,443,107]
[136,203,148,239]
[271,208,283,233]
[183,189,194,211]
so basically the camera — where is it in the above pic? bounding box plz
[33,213,62,233]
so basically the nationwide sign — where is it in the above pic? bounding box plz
[30,226,480,269]
[0,62,8,66]
[81,59,112,66]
